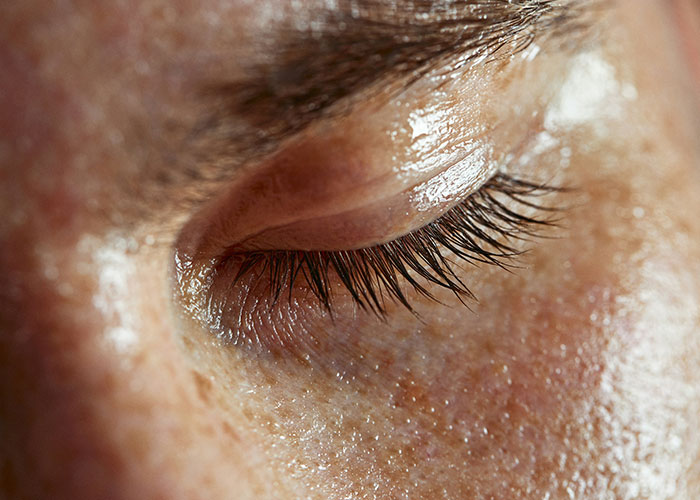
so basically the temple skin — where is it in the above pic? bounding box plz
[2,1,700,499]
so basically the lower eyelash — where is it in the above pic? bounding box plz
[224,173,566,316]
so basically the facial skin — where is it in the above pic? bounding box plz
[2,0,700,499]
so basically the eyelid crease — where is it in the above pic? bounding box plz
[222,173,567,317]
[220,140,500,255]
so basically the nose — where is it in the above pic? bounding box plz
[0,223,267,499]
[0,15,261,495]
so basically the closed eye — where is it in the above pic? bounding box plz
[219,173,566,316]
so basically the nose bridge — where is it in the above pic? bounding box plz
[0,11,266,495]
[0,231,262,500]
[0,239,130,499]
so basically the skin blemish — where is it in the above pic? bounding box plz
[192,370,215,404]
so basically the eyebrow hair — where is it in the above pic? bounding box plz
[193,0,600,160]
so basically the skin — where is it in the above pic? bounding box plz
[1,0,700,499]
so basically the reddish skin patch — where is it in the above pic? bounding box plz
[672,0,700,95]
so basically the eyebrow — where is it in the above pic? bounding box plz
[193,0,599,157]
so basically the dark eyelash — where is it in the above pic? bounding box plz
[227,173,565,316]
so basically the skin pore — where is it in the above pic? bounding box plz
[2,0,700,499]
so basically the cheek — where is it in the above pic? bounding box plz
[204,132,700,498]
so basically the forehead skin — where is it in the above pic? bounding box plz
[1,1,700,499]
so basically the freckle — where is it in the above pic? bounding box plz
[181,336,196,351]
[192,370,214,404]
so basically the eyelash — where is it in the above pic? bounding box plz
[223,173,565,316]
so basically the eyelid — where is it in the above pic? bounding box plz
[180,46,571,260]
[224,150,499,253]
[172,173,567,359]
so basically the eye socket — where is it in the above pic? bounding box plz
[176,37,577,260]
[172,40,583,359]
